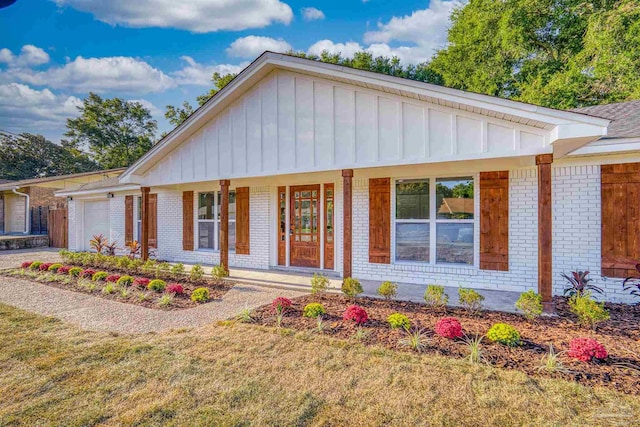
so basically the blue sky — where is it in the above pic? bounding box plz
[0,0,461,142]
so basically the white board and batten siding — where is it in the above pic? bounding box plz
[144,70,548,186]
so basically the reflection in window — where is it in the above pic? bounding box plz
[197,190,236,250]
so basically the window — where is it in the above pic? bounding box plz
[135,196,142,241]
[394,176,474,265]
[197,190,236,251]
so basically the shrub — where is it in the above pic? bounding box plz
[235,305,254,323]
[21,261,33,269]
[29,261,42,270]
[341,277,363,298]
[212,264,229,279]
[39,263,53,271]
[68,267,83,277]
[189,264,205,282]
[424,284,449,308]
[435,317,463,339]
[57,265,72,274]
[132,277,150,288]
[343,305,368,325]
[166,283,184,295]
[158,294,174,307]
[458,288,484,313]
[515,290,543,320]
[463,335,484,364]
[487,323,521,346]
[398,328,429,353]
[303,303,326,318]
[377,281,398,300]
[538,344,568,373]
[148,279,167,292]
[116,256,133,270]
[89,234,108,253]
[92,271,108,281]
[191,287,210,303]
[568,337,608,362]
[568,292,610,329]
[170,263,185,278]
[387,313,410,330]
[80,269,96,278]
[47,263,63,272]
[116,275,134,287]
[310,273,330,294]
[106,274,121,283]
[272,297,293,314]
[155,262,170,278]
[102,283,115,294]
[142,259,157,275]
[562,270,602,296]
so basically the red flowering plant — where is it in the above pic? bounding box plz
[106,274,121,283]
[57,265,72,274]
[435,317,463,339]
[568,337,608,362]
[343,305,368,325]
[132,277,150,288]
[21,261,33,269]
[39,263,53,271]
[272,297,292,327]
[80,269,96,278]
[166,283,184,295]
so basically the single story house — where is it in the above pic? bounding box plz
[58,52,640,305]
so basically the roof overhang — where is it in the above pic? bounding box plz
[55,184,140,198]
[0,168,126,191]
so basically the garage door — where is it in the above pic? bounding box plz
[83,200,110,250]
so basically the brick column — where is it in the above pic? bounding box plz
[219,179,230,273]
[536,154,553,312]
[141,186,150,261]
[342,169,353,279]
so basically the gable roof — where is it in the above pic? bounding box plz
[120,52,609,183]
[573,100,640,139]
[0,168,125,191]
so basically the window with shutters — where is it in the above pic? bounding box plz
[135,196,142,242]
[197,190,236,251]
[394,176,475,265]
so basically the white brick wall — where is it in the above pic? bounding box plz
[109,196,126,254]
[67,200,77,251]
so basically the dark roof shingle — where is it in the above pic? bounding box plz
[573,100,640,139]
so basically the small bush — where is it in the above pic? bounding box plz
[310,273,330,294]
[170,263,185,278]
[377,281,398,300]
[235,305,254,323]
[80,269,96,278]
[166,283,184,295]
[116,256,133,270]
[387,313,410,330]
[272,297,293,313]
[106,274,121,283]
[189,264,205,282]
[39,263,53,271]
[568,337,608,362]
[424,285,449,308]
[142,259,157,275]
[102,283,115,294]
[132,277,150,288]
[487,323,521,346]
[435,317,463,339]
[155,262,170,278]
[398,328,429,353]
[458,288,484,313]
[148,279,167,292]
[569,292,610,329]
[343,305,368,325]
[57,265,72,274]
[92,271,108,281]
[116,275,134,287]
[303,303,326,318]
[21,261,33,269]
[47,263,63,272]
[515,290,543,320]
[158,294,174,307]
[212,264,229,279]
[463,335,484,364]
[191,287,210,303]
[29,261,42,270]
[341,277,363,298]
[68,267,83,277]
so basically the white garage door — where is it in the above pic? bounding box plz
[83,200,110,250]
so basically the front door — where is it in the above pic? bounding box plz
[290,185,320,268]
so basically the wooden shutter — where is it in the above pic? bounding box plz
[149,193,158,248]
[601,163,640,278]
[182,191,194,251]
[480,171,509,271]
[369,178,391,264]
[235,187,250,255]
[124,195,133,245]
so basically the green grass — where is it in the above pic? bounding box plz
[0,303,638,426]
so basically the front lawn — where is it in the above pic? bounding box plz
[0,304,638,426]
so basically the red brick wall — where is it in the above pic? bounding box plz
[25,186,66,209]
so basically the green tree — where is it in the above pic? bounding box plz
[64,93,157,169]
[164,101,194,128]
[0,132,99,180]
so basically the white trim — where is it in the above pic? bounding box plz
[56,184,140,197]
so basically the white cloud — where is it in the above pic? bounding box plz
[307,40,363,58]
[172,56,247,86]
[52,0,294,33]
[301,7,324,21]
[128,98,162,117]
[0,45,50,67]
[226,36,292,58]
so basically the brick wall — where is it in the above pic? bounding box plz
[26,186,66,209]
[67,200,77,251]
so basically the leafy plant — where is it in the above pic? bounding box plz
[57,265,72,274]
[119,287,130,298]
[102,283,115,294]
[132,277,150,288]
[341,277,363,298]
[435,317,463,339]
[104,241,118,256]
[170,263,185,279]
[116,275,134,287]
[136,291,151,302]
[458,288,484,314]
[568,292,610,329]
[386,313,410,330]
[92,271,108,282]
[568,337,608,362]
[515,290,543,320]
[21,261,33,269]
[303,303,326,318]
[622,263,640,299]
[315,316,324,332]
[89,234,108,253]
[142,259,157,275]
[235,305,254,323]
[561,270,602,296]
[424,284,449,309]
[80,268,96,278]
[463,335,484,364]
[350,327,370,342]
[343,305,368,325]
[377,281,398,300]
[537,344,568,373]
[106,274,121,283]
[68,267,83,277]
[398,328,429,353]
[310,273,330,295]
[147,279,167,292]
[189,264,205,282]
[39,263,53,271]
[125,240,141,259]
[191,287,210,303]
[29,261,42,270]
[155,262,170,278]
[212,264,229,279]
[273,297,292,326]
[487,323,521,346]
[116,256,132,270]
[47,263,63,272]
[158,294,174,307]
[166,283,184,295]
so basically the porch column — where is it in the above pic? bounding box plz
[342,169,353,279]
[141,186,150,261]
[219,179,230,273]
[536,154,553,312]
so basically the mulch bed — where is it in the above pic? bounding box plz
[2,267,234,311]
[252,294,640,395]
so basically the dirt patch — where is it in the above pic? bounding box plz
[252,294,640,395]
